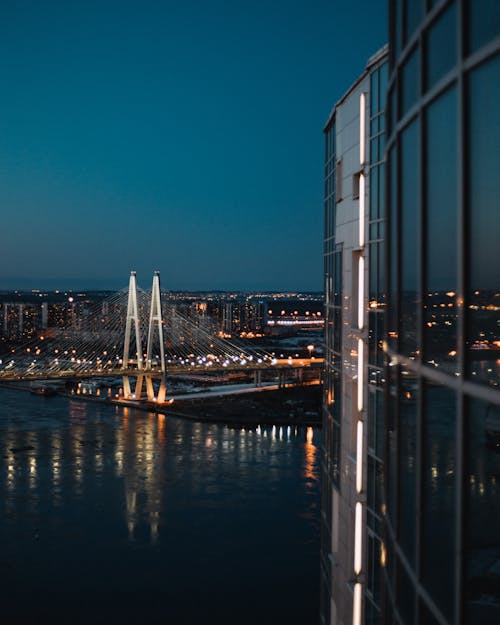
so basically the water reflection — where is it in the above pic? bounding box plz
[0,388,320,625]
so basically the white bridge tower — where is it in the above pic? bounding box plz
[122,271,167,403]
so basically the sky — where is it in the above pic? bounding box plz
[0,0,386,291]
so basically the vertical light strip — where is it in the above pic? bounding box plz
[356,420,363,493]
[357,339,364,411]
[354,501,363,574]
[359,173,365,247]
[358,256,364,329]
[353,582,362,625]
[353,90,366,625]
[359,92,365,165]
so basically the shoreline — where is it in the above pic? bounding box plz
[0,382,322,427]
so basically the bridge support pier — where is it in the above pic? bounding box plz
[123,374,146,400]
[253,370,262,387]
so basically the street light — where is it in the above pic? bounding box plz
[307,344,314,358]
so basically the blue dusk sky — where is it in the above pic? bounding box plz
[0,0,386,291]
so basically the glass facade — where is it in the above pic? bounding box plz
[385,2,500,624]
[367,59,388,625]
[321,47,388,625]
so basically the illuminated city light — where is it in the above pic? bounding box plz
[353,582,362,625]
[354,502,363,575]
[356,420,363,493]
[357,339,364,411]
[359,173,365,247]
[358,256,364,330]
[359,92,365,165]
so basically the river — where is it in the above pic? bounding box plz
[0,388,320,625]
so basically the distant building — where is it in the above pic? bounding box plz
[383,2,500,624]
[266,300,324,335]
[321,45,388,625]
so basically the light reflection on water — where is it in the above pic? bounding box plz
[0,388,320,625]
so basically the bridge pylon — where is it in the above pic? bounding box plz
[145,271,167,403]
[122,271,146,399]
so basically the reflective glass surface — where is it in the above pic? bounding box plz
[400,119,420,357]
[467,54,500,389]
[371,166,380,220]
[425,2,457,89]
[465,397,500,624]
[405,0,424,44]
[379,163,386,220]
[422,382,456,620]
[398,375,417,565]
[388,147,398,350]
[424,87,458,371]
[396,556,416,624]
[467,0,500,53]
[371,69,379,117]
[401,47,419,116]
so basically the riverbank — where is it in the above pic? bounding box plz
[0,381,322,426]
[164,385,321,426]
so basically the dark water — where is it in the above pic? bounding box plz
[0,388,320,625]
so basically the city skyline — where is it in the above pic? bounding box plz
[0,0,386,291]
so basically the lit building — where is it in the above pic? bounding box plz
[321,45,388,625]
[383,1,500,624]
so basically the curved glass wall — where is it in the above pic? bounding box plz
[385,1,500,624]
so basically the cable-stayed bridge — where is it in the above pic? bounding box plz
[0,272,321,403]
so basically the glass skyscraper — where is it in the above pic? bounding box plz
[321,46,388,625]
[322,2,499,624]
[384,1,500,624]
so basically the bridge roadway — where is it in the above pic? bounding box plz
[0,358,324,383]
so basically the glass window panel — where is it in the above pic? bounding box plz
[379,221,385,241]
[467,0,500,54]
[404,0,424,44]
[368,390,377,448]
[394,0,402,58]
[389,87,397,133]
[368,455,376,511]
[371,165,379,220]
[370,244,378,300]
[371,116,379,136]
[333,307,341,352]
[401,47,419,117]
[400,119,420,357]
[425,87,457,371]
[371,137,379,163]
[465,398,500,623]
[376,390,384,457]
[419,600,441,625]
[379,133,386,157]
[388,147,398,350]
[379,163,386,220]
[398,374,418,566]
[425,2,457,90]
[371,69,379,117]
[380,112,386,133]
[396,556,416,624]
[421,382,456,620]
[468,54,500,388]
[380,63,388,110]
